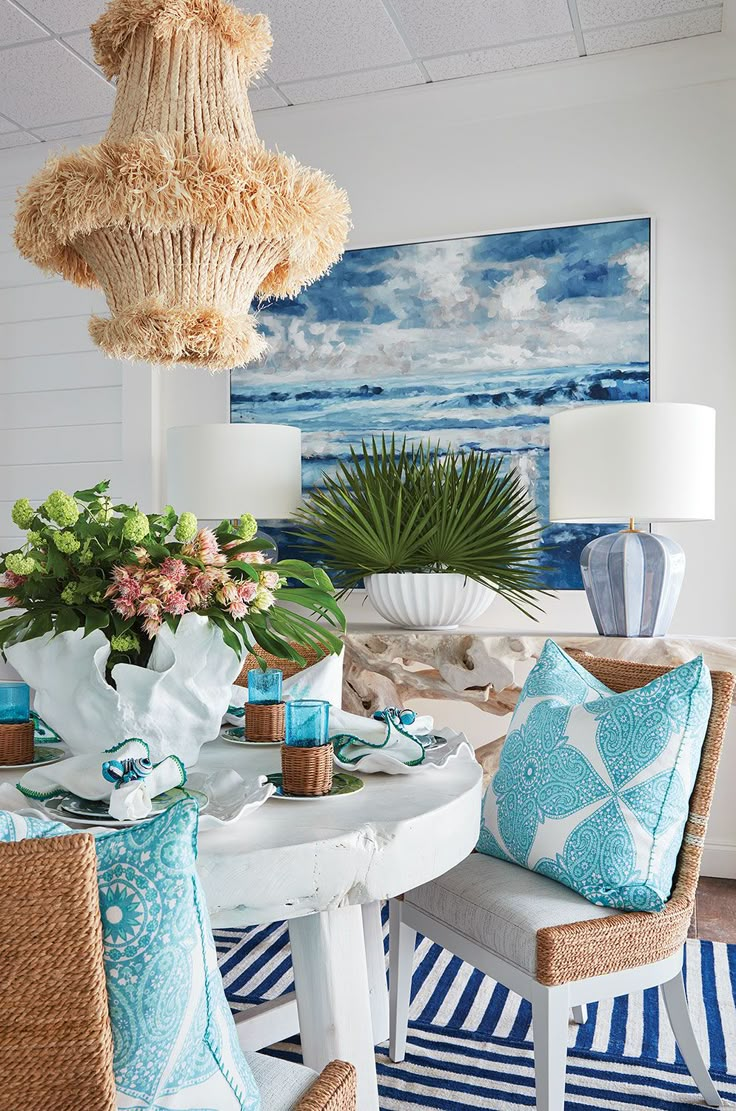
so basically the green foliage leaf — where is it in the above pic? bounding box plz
[292,435,550,616]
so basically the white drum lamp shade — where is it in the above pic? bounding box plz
[549,402,716,637]
[166,424,302,520]
[550,402,715,523]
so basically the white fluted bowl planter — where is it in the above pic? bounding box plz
[365,572,496,630]
[5,613,242,765]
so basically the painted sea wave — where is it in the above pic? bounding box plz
[232,361,648,590]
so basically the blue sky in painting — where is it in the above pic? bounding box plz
[232,218,650,589]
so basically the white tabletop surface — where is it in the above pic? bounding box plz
[0,734,482,929]
[194,735,482,927]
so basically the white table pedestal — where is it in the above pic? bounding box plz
[290,905,379,1111]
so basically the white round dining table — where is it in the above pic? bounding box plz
[195,732,482,1111]
[0,734,482,1111]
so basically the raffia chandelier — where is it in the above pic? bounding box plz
[14,0,350,371]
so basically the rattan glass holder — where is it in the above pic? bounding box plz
[245,702,285,743]
[0,721,34,765]
[281,743,333,797]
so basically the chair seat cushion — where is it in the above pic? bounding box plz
[245,1053,317,1110]
[405,852,619,976]
[478,639,712,912]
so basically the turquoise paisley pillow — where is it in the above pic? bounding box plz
[478,639,712,912]
[0,801,260,1111]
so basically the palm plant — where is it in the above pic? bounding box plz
[291,436,548,618]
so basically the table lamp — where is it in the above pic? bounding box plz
[166,423,302,560]
[549,402,715,637]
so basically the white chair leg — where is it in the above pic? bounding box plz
[571,1004,586,1025]
[532,986,569,1111]
[388,898,416,1063]
[660,971,722,1108]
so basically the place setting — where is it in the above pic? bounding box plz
[0,680,66,771]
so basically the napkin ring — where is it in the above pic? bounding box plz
[0,721,34,765]
[246,702,285,743]
[280,743,333,797]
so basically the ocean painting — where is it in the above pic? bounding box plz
[231,217,651,589]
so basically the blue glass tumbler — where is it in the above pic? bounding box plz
[248,668,283,705]
[285,700,330,748]
[0,681,30,724]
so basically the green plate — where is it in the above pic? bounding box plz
[266,772,363,800]
[0,746,63,771]
[58,786,208,821]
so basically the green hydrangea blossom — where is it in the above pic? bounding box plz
[26,530,42,545]
[175,512,198,542]
[236,514,258,541]
[43,490,79,527]
[79,545,94,566]
[60,584,77,605]
[11,498,34,529]
[110,632,140,653]
[122,511,150,543]
[54,531,80,554]
[6,553,36,576]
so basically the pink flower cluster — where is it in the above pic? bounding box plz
[106,528,278,638]
[0,569,26,608]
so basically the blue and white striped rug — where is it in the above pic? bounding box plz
[215,908,736,1109]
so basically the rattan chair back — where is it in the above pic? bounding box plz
[235,644,325,687]
[0,833,116,1111]
[535,651,734,986]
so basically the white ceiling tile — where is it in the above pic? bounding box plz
[0,1,49,46]
[425,34,579,80]
[0,130,38,149]
[245,0,411,82]
[0,116,19,133]
[577,0,719,29]
[584,7,722,53]
[0,39,114,126]
[282,63,425,105]
[249,86,287,111]
[14,0,105,34]
[389,0,573,56]
[32,114,110,140]
[61,29,98,68]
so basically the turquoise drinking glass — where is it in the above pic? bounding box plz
[285,700,330,748]
[0,681,30,723]
[248,668,283,705]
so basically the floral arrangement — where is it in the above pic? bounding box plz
[0,481,344,673]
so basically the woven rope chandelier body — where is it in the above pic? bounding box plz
[14,0,350,371]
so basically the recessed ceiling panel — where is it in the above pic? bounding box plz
[245,0,411,82]
[390,0,573,56]
[0,39,113,127]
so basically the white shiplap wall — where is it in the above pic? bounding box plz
[0,140,157,557]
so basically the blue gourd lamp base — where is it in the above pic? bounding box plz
[580,528,686,638]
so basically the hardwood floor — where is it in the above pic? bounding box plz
[688,876,736,943]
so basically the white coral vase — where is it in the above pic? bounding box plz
[365,572,496,630]
[6,613,242,766]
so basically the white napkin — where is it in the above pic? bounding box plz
[329,706,434,770]
[17,738,186,821]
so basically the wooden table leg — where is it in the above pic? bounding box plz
[362,901,389,1044]
[289,906,379,1111]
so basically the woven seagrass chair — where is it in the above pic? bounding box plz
[235,644,327,688]
[388,652,734,1111]
[0,833,116,1111]
[0,829,356,1111]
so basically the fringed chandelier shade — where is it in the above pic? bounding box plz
[14,0,350,371]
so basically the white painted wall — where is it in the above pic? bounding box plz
[1,25,735,868]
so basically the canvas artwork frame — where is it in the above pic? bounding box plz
[231,215,652,590]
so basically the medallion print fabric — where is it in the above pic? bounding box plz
[0,801,260,1110]
[478,640,712,912]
